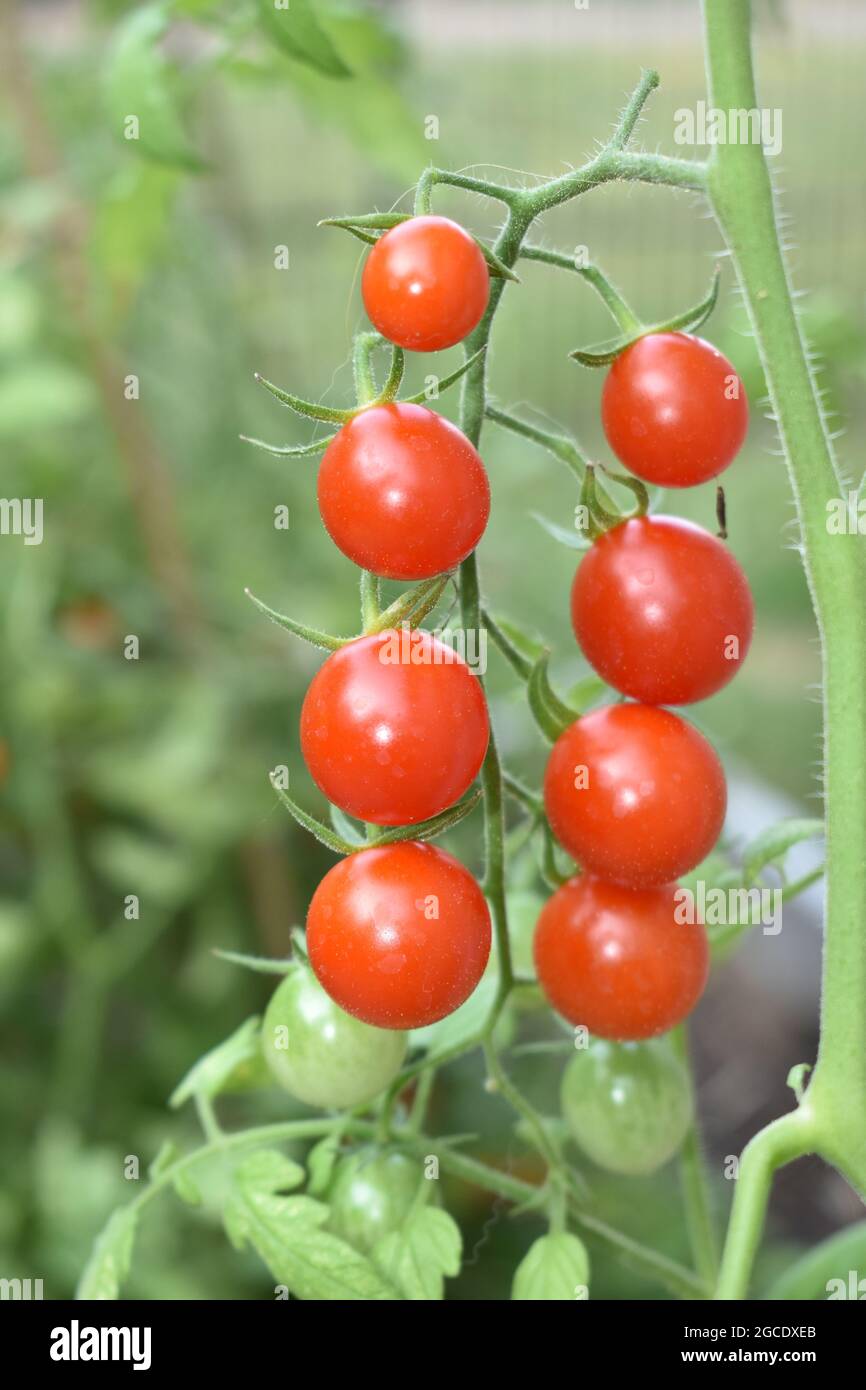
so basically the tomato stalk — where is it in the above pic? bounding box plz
[700,0,866,1299]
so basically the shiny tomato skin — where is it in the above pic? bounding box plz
[300,631,489,826]
[317,404,490,580]
[560,1039,694,1174]
[543,703,726,888]
[601,332,748,486]
[571,515,754,705]
[307,841,492,1029]
[327,1150,425,1254]
[261,966,406,1109]
[362,215,489,352]
[534,875,709,1040]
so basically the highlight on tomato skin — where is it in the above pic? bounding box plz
[601,331,749,487]
[306,840,492,1030]
[361,215,490,353]
[543,702,727,889]
[533,875,710,1041]
[317,403,490,581]
[571,514,755,706]
[299,629,489,827]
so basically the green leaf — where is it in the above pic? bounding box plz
[320,212,411,234]
[742,818,824,886]
[257,0,351,78]
[271,779,356,854]
[527,654,577,743]
[570,266,722,367]
[410,973,497,1056]
[239,430,337,458]
[329,805,367,847]
[244,586,347,650]
[76,1205,138,1301]
[531,512,591,551]
[487,612,547,666]
[398,346,487,405]
[564,674,610,713]
[225,1150,399,1300]
[474,240,520,283]
[148,1139,201,1205]
[512,1232,590,1301]
[306,1133,342,1197]
[213,948,295,975]
[169,1016,262,1108]
[371,789,482,847]
[764,1220,866,1300]
[104,4,203,170]
[372,1207,461,1301]
[254,371,354,423]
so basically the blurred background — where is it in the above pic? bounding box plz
[1,0,864,1299]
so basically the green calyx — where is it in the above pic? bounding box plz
[569,263,722,367]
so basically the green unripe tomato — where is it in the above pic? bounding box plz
[327,1150,424,1255]
[560,1038,693,1176]
[261,966,406,1110]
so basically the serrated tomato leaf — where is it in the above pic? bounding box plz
[224,1150,399,1300]
[372,1207,461,1300]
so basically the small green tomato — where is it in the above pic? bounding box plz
[327,1149,425,1254]
[261,966,406,1109]
[560,1038,693,1176]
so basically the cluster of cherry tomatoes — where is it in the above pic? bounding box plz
[261,213,753,1168]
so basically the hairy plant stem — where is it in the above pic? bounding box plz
[701,0,866,1298]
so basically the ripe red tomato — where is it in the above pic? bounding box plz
[601,332,748,486]
[543,703,726,888]
[571,515,754,705]
[307,841,491,1029]
[361,216,490,352]
[534,875,709,1040]
[300,630,489,826]
[317,404,490,580]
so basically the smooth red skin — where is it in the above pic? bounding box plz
[307,841,492,1029]
[572,515,754,705]
[534,875,709,1040]
[317,404,490,581]
[544,703,726,888]
[602,333,749,487]
[300,631,489,826]
[362,216,490,352]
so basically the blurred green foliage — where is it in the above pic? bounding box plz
[1,0,864,1299]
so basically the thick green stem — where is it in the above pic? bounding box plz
[715,1111,815,1300]
[702,0,866,1281]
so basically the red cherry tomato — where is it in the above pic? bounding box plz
[571,515,754,705]
[300,630,489,826]
[362,216,490,352]
[601,332,748,486]
[534,875,709,1040]
[307,841,491,1029]
[317,404,490,581]
[543,703,726,888]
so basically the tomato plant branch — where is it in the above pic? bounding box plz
[672,1025,719,1288]
[520,245,642,335]
[701,0,866,1297]
[485,403,589,478]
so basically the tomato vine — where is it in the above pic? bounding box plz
[78,0,863,1303]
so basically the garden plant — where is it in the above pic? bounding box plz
[77,0,866,1302]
